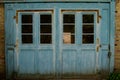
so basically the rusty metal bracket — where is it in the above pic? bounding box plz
[96,38,101,52]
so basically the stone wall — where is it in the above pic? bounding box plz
[115,0,120,72]
[0,4,5,79]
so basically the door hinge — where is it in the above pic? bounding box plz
[108,44,111,58]
[13,16,16,19]
[108,51,111,58]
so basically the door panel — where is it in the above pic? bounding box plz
[78,50,96,74]
[76,50,96,74]
[37,50,54,74]
[62,50,76,73]
[99,9,110,73]
[100,50,109,72]
[100,9,109,44]
[19,50,35,73]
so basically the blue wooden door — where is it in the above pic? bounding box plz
[18,11,55,75]
[5,3,111,78]
[60,12,97,75]
[61,10,110,75]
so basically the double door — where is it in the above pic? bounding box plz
[16,3,110,77]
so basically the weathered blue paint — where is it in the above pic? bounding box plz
[1,0,113,3]
[5,1,115,79]
[110,1,115,73]
[5,4,16,79]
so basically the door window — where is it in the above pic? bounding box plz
[20,12,52,45]
[63,14,75,44]
[82,14,94,44]
[21,15,33,44]
[62,13,95,44]
[40,14,52,44]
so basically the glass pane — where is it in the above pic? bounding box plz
[64,14,75,23]
[63,33,75,44]
[22,25,32,33]
[40,35,52,44]
[83,25,94,33]
[40,25,51,33]
[64,25,75,33]
[83,15,94,23]
[82,35,94,43]
[40,15,51,23]
[22,35,33,43]
[22,15,32,23]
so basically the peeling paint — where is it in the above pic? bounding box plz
[96,38,101,52]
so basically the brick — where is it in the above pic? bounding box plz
[115,2,120,71]
[0,3,5,76]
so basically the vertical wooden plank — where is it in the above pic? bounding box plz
[33,12,39,73]
[55,7,61,77]
[6,50,14,79]
[99,8,110,74]
[110,1,115,72]
[5,4,16,79]
[100,9,109,45]
[5,4,15,45]
[19,50,35,74]
[100,50,109,73]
